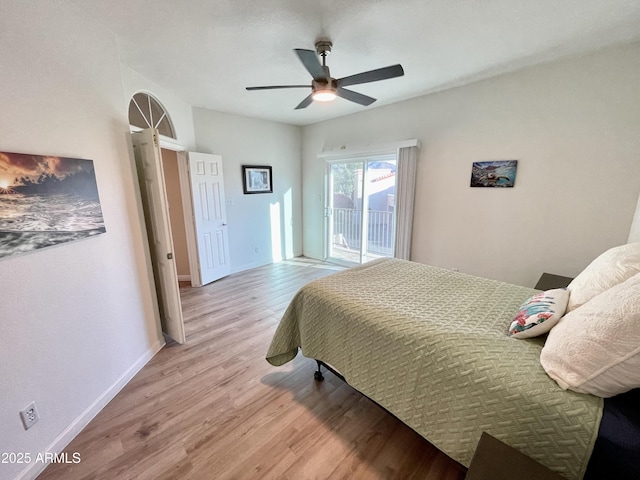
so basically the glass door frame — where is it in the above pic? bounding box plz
[324,152,397,266]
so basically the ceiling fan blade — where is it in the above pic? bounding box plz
[337,87,376,106]
[246,85,309,90]
[294,94,314,110]
[294,49,326,81]
[337,64,404,87]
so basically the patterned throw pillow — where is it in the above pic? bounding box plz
[509,288,569,339]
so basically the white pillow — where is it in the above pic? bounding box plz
[540,272,640,397]
[566,242,640,312]
[508,289,569,339]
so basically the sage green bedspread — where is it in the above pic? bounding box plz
[266,259,602,479]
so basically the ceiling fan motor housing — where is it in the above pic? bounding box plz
[312,78,337,93]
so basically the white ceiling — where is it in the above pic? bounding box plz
[73,0,640,126]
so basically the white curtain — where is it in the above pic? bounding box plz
[628,191,640,243]
[394,146,418,260]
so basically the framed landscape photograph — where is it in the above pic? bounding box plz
[0,151,106,259]
[242,165,273,194]
[470,160,518,188]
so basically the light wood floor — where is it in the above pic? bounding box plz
[39,258,467,480]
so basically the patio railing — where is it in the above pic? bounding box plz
[332,207,395,256]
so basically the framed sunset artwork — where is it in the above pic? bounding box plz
[0,151,106,259]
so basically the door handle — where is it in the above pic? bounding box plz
[222,223,228,226]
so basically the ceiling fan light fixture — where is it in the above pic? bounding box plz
[311,78,337,102]
[312,88,337,102]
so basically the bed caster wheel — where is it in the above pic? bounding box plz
[314,370,324,382]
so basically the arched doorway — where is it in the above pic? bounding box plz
[128,92,176,139]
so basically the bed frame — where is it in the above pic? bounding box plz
[313,359,343,382]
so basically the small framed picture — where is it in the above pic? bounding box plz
[242,165,273,194]
[470,160,518,188]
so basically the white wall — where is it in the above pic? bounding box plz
[302,42,640,287]
[193,109,303,273]
[0,3,162,479]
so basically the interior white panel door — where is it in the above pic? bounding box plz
[132,129,186,344]
[188,152,231,285]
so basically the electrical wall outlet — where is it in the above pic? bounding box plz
[20,401,40,430]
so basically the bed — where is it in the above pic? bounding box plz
[266,252,640,479]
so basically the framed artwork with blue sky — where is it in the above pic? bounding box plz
[470,160,518,187]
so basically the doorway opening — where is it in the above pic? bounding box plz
[160,148,191,285]
[129,94,231,345]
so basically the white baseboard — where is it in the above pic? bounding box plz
[230,258,272,275]
[16,339,165,480]
[229,254,306,276]
[177,274,191,282]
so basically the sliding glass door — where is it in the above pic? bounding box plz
[326,155,397,265]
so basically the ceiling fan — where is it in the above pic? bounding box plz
[246,41,404,110]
